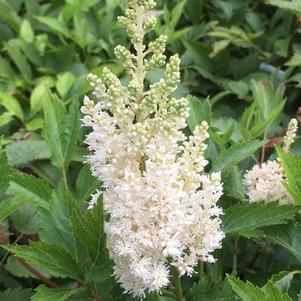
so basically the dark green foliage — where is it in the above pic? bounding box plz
[189,276,239,300]
[0,0,300,300]
[222,202,300,236]
[277,147,301,204]
[227,275,292,301]
[0,151,9,193]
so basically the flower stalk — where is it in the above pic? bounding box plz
[171,266,184,301]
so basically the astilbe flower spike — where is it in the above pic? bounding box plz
[81,0,224,297]
[244,118,299,205]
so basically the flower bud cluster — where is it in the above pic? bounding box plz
[283,118,298,153]
[118,9,138,43]
[143,16,157,32]
[82,0,224,298]
[133,0,156,10]
[114,45,134,73]
[145,35,167,70]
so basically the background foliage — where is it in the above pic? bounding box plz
[0,0,301,300]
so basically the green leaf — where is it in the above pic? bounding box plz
[28,162,61,187]
[277,148,301,205]
[60,0,100,21]
[4,255,51,279]
[76,165,99,202]
[56,72,76,98]
[187,96,211,131]
[264,223,301,263]
[35,17,71,38]
[18,39,42,66]
[61,98,80,167]
[270,271,295,292]
[227,275,292,301]
[167,0,187,39]
[5,39,32,81]
[286,47,301,66]
[0,151,10,194]
[0,288,31,301]
[25,118,44,131]
[5,256,37,278]
[250,80,284,120]
[31,285,84,301]
[182,40,214,74]
[20,20,34,43]
[11,204,39,235]
[262,282,292,301]
[0,112,14,127]
[8,171,51,208]
[6,140,50,166]
[244,101,285,140]
[265,0,301,16]
[43,94,79,169]
[0,92,24,120]
[223,165,245,200]
[211,140,265,172]
[30,81,54,116]
[190,275,239,301]
[0,195,27,223]
[225,80,249,99]
[227,275,265,301]
[222,202,299,235]
[210,40,231,57]
[5,242,82,279]
[43,93,65,168]
[38,184,78,257]
[0,1,21,32]
[71,198,112,282]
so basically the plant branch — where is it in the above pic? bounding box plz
[260,133,267,166]
[17,257,59,288]
[0,233,22,266]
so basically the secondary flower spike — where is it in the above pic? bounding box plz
[244,118,298,205]
[81,0,224,297]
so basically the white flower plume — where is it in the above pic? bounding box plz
[244,118,298,206]
[244,160,293,205]
[81,0,224,297]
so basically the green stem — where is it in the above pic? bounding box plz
[232,237,239,275]
[62,167,68,191]
[155,292,161,301]
[0,234,22,266]
[171,267,184,301]
[260,133,267,166]
[134,5,146,105]
[17,257,59,288]
[213,249,223,282]
[198,261,204,280]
